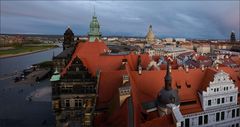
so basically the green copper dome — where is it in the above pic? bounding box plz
[90,16,100,28]
[50,69,60,82]
[88,15,101,42]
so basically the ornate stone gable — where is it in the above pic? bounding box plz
[200,70,238,111]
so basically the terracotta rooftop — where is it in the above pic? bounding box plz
[60,39,240,127]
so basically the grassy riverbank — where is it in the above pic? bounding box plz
[0,45,58,58]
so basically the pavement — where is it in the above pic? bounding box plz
[0,78,55,127]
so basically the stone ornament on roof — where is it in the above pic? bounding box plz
[210,70,233,85]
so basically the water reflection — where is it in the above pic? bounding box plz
[0,47,62,76]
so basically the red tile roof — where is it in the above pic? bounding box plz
[141,114,175,127]
[61,40,240,127]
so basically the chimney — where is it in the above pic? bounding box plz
[225,55,229,59]
[185,65,189,73]
[138,66,142,75]
[215,64,219,70]
[137,55,142,75]
[201,65,205,71]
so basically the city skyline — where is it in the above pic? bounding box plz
[1,1,240,39]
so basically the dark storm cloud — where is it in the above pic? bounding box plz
[1,1,239,39]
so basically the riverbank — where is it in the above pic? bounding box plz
[0,45,58,59]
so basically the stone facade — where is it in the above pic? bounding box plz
[52,57,97,127]
[179,70,240,127]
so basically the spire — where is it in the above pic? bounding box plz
[164,62,172,90]
[93,5,96,17]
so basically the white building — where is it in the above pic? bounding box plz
[179,70,240,127]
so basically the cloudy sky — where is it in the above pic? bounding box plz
[1,1,239,39]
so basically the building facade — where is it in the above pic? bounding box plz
[181,70,240,127]
[51,14,240,127]
[51,57,97,127]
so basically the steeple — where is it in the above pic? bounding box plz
[88,8,101,42]
[93,5,96,17]
[164,62,172,90]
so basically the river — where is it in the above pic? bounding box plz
[0,47,62,127]
[0,47,62,76]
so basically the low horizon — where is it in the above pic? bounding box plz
[1,1,239,40]
[0,33,238,41]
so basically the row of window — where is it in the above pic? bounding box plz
[211,86,232,92]
[231,123,239,127]
[60,86,95,94]
[207,96,233,106]
[65,99,92,108]
[183,108,240,127]
[65,99,82,108]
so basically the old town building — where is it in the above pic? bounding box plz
[51,14,240,127]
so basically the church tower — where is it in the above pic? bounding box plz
[230,31,236,42]
[146,25,155,44]
[63,26,74,50]
[88,10,101,42]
